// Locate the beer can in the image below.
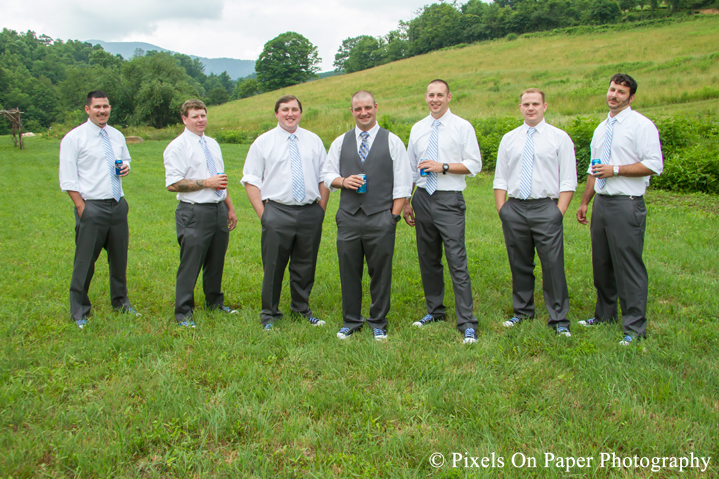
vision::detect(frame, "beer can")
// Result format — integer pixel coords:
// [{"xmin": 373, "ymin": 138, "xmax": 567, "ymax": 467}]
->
[
  {"xmin": 591, "ymin": 159, "xmax": 601, "ymax": 176},
  {"xmin": 420, "ymin": 159, "xmax": 429, "ymax": 177},
  {"xmin": 216, "ymin": 171, "xmax": 225, "ymax": 193},
  {"xmin": 114, "ymin": 159, "xmax": 123, "ymax": 175},
  {"xmin": 357, "ymin": 174, "xmax": 367, "ymax": 194}
]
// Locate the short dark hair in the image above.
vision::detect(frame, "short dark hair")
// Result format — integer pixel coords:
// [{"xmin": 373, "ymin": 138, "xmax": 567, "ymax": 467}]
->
[
  {"xmin": 351, "ymin": 90, "xmax": 376, "ymax": 106},
  {"xmin": 520, "ymin": 88, "xmax": 545, "ymax": 103},
  {"xmin": 428, "ymin": 79, "xmax": 450, "ymax": 95},
  {"xmin": 181, "ymin": 99, "xmax": 207, "ymax": 117},
  {"xmin": 610, "ymin": 73, "xmax": 638, "ymax": 96},
  {"xmin": 274, "ymin": 95, "xmax": 302, "ymax": 113},
  {"xmin": 86, "ymin": 90, "xmax": 109, "ymax": 106}
]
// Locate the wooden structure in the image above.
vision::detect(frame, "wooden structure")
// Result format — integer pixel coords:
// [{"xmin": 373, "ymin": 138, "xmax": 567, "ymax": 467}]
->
[{"xmin": 0, "ymin": 109, "xmax": 25, "ymax": 150}]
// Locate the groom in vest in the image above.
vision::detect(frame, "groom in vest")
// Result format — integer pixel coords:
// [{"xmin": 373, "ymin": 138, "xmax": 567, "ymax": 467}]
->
[{"xmin": 322, "ymin": 91, "xmax": 413, "ymax": 341}]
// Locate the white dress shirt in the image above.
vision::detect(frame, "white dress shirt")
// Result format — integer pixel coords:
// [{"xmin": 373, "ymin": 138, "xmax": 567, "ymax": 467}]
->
[
  {"xmin": 164, "ymin": 128, "xmax": 227, "ymax": 203},
  {"xmin": 322, "ymin": 123, "xmax": 413, "ymax": 199},
  {"xmin": 589, "ymin": 107, "xmax": 663, "ymax": 196},
  {"xmin": 241, "ymin": 124, "xmax": 326, "ymax": 205},
  {"xmin": 494, "ymin": 120, "xmax": 577, "ymax": 199},
  {"xmin": 407, "ymin": 109, "xmax": 482, "ymax": 191},
  {"xmin": 59, "ymin": 120, "xmax": 131, "ymax": 200}
]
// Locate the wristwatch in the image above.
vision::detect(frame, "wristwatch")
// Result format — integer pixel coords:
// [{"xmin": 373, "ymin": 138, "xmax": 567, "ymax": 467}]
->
[
  {"xmin": 613, "ymin": 166, "xmax": 620, "ymax": 177},
  {"xmin": 392, "ymin": 214, "xmax": 401, "ymax": 223},
  {"xmin": 442, "ymin": 163, "xmax": 449, "ymax": 175}
]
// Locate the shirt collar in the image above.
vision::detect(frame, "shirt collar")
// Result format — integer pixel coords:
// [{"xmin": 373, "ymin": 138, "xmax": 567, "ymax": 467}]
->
[
  {"xmin": 85, "ymin": 119, "xmax": 106, "ymax": 136},
  {"xmin": 277, "ymin": 124, "xmax": 301, "ymax": 140},
  {"xmin": 609, "ymin": 106, "xmax": 632, "ymax": 124},
  {"xmin": 183, "ymin": 128, "xmax": 205, "ymax": 142},
  {"xmin": 355, "ymin": 122, "xmax": 380, "ymax": 140},
  {"xmin": 428, "ymin": 108, "xmax": 453, "ymax": 125},
  {"xmin": 523, "ymin": 119, "xmax": 547, "ymax": 134}
]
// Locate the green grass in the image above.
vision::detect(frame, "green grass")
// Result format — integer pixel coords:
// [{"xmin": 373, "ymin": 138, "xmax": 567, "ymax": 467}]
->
[
  {"xmin": 1, "ymin": 136, "xmax": 718, "ymax": 477},
  {"xmin": 198, "ymin": 16, "xmax": 719, "ymax": 145}
]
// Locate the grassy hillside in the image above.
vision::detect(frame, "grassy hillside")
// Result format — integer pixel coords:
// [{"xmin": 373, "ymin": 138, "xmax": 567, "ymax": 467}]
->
[{"xmin": 208, "ymin": 16, "xmax": 719, "ymax": 143}]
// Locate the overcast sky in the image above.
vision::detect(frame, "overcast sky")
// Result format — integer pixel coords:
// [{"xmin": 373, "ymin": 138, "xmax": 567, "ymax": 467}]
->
[{"xmin": 4, "ymin": 0, "xmax": 434, "ymax": 72}]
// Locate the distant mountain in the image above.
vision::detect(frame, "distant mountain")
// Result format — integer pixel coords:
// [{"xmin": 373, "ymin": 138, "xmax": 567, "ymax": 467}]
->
[{"xmin": 86, "ymin": 40, "xmax": 255, "ymax": 80}]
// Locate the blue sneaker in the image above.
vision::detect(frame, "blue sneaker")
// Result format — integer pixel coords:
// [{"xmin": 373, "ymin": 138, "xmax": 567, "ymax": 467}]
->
[
  {"xmin": 412, "ymin": 314, "xmax": 443, "ymax": 327},
  {"xmin": 306, "ymin": 316, "xmax": 325, "ymax": 326},
  {"xmin": 463, "ymin": 328, "xmax": 477, "ymax": 344},
  {"xmin": 578, "ymin": 318, "xmax": 598, "ymax": 327},
  {"xmin": 122, "ymin": 307, "xmax": 142, "ymax": 317},
  {"xmin": 218, "ymin": 306, "xmax": 238, "ymax": 314},
  {"xmin": 619, "ymin": 334, "xmax": 635, "ymax": 346},
  {"xmin": 373, "ymin": 328, "xmax": 387, "ymax": 341},
  {"xmin": 502, "ymin": 317, "xmax": 523, "ymax": 328},
  {"xmin": 178, "ymin": 320, "xmax": 196, "ymax": 328},
  {"xmin": 337, "ymin": 327, "xmax": 354, "ymax": 339},
  {"xmin": 556, "ymin": 326, "xmax": 572, "ymax": 338},
  {"xmin": 264, "ymin": 323, "xmax": 273, "ymax": 331},
  {"xmin": 75, "ymin": 318, "xmax": 88, "ymax": 329}
]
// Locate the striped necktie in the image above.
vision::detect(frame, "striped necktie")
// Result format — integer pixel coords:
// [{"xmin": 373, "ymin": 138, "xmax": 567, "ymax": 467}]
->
[
  {"xmin": 519, "ymin": 127, "xmax": 537, "ymax": 200},
  {"xmin": 289, "ymin": 133, "xmax": 305, "ymax": 202},
  {"xmin": 597, "ymin": 118, "xmax": 617, "ymax": 190},
  {"xmin": 200, "ymin": 136, "xmax": 222, "ymax": 197},
  {"xmin": 426, "ymin": 119, "xmax": 440, "ymax": 195},
  {"xmin": 99, "ymin": 128, "xmax": 121, "ymax": 202},
  {"xmin": 358, "ymin": 131, "xmax": 369, "ymax": 162}
]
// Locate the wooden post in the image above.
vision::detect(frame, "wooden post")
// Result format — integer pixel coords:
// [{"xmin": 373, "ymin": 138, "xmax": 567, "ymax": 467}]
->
[{"xmin": 0, "ymin": 109, "xmax": 25, "ymax": 150}]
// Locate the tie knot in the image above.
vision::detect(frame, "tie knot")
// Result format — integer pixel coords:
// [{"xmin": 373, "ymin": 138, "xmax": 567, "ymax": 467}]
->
[
  {"xmin": 100, "ymin": 128, "xmax": 107, "ymax": 137},
  {"xmin": 609, "ymin": 118, "xmax": 617, "ymax": 125},
  {"xmin": 432, "ymin": 120, "xmax": 441, "ymax": 128},
  {"xmin": 360, "ymin": 131, "xmax": 369, "ymax": 139},
  {"xmin": 199, "ymin": 136, "xmax": 206, "ymax": 146},
  {"xmin": 289, "ymin": 133, "xmax": 296, "ymax": 142},
  {"xmin": 528, "ymin": 127, "xmax": 536, "ymax": 135}
]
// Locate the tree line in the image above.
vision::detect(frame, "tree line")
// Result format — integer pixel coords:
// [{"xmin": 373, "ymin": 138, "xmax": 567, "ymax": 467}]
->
[
  {"xmin": 0, "ymin": 28, "xmax": 241, "ymax": 133},
  {"xmin": 332, "ymin": 0, "xmax": 716, "ymax": 74}
]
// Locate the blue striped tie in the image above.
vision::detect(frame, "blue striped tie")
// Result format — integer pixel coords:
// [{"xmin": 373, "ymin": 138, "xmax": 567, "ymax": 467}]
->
[
  {"xmin": 358, "ymin": 131, "xmax": 369, "ymax": 162},
  {"xmin": 519, "ymin": 127, "xmax": 536, "ymax": 200},
  {"xmin": 426, "ymin": 119, "xmax": 440, "ymax": 195},
  {"xmin": 200, "ymin": 137, "xmax": 222, "ymax": 197},
  {"xmin": 289, "ymin": 133, "xmax": 305, "ymax": 202},
  {"xmin": 99, "ymin": 129, "xmax": 121, "ymax": 202},
  {"xmin": 597, "ymin": 118, "xmax": 617, "ymax": 190}
]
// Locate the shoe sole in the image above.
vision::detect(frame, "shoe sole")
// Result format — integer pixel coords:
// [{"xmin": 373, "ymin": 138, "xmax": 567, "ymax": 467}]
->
[
  {"xmin": 502, "ymin": 321, "xmax": 519, "ymax": 328},
  {"xmin": 374, "ymin": 335, "xmax": 387, "ymax": 341},
  {"xmin": 463, "ymin": 338, "xmax": 477, "ymax": 344},
  {"xmin": 309, "ymin": 321, "xmax": 326, "ymax": 327}
]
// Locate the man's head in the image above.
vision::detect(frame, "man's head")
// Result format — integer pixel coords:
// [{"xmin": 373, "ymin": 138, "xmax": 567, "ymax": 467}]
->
[
  {"xmin": 350, "ymin": 90, "xmax": 378, "ymax": 131},
  {"xmin": 85, "ymin": 91, "xmax": 111, "ymax": 128},
  {"xmin": 275, "ymin": 95, "xmax": 302, "ymax": 133},
  {"xmin": 181, "ymin": 99, "xmax": 208, "ymax": 136},
  {"xmin": 425, "ymin": 79, "xmax": 452, "ymax": 119},
  {"xmin": 519, "ymin": 88, "xmax": 547, "ymax": 127},
  {"xmin": 606, "ymin": 73, "xmax": 636, "ymax": 116}
]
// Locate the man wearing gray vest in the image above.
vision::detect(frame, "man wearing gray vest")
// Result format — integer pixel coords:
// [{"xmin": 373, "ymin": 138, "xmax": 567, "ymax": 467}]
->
[
  {"xmin": 404, "ymin": 79, "xmax": 482, "ymax": 344},
  {"xmin": 576, "ymin": 74, "xmax": 663, "ymax": 345},
  {"xmin": 322, "ymin": 91, "xmax": 413, "ymax": 341}
]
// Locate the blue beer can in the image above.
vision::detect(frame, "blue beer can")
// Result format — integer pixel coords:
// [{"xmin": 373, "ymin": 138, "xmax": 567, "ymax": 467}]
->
[
  {"xmin": 591, "ymin": 159, "xmax": 601, "ymax": 176},
  {"xmin": 114, "ymin": 159, "xmax": 123, "ymax": 175},
  {"xmin": 357, "ymin": 174, "xmax": 367, "ymax": 194},
  {"xmin": 420, "ymin": 159, "xmax": 429, "ymax": 177}
]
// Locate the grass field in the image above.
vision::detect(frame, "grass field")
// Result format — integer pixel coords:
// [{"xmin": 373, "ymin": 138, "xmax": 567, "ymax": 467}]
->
[
  {"xmin": 201, "ymin": 16, "xmax": 719, "ymax": 145},
  {"xmin": 1, "ymin": 135, "xmax": 718, "ymax": 477}
]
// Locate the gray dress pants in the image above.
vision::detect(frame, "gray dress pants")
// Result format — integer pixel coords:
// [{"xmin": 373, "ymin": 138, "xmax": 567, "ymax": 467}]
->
[
  {"xmin": 260, "ymin": 201, "xmax": 324, "ymax": 326},
  {"xmin": 412, "ymin": 188, "xmax": 477, "ymax": 332},
  {"xmin": 499, "ymin": 198, "xmax": 569, "ymax": 328},
  {"xmin": 70, "ymin": 198, "xmax": 132, "ymax": 321},
  {"xmin": 336, "ymin": 208, "xmax": 397, "ymax": 331},
  {"xmin": 174, "ymin": 201, "xmax": 229, "ymax": 321},
  {"xmin": 591, "ymin": 194, "xmax": 648, "ymax": 338}
]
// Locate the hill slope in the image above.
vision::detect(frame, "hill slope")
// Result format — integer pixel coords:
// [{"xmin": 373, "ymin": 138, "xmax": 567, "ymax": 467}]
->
[{"xmin": 209, "ymin": 17, "xmax": 719, "ymax": 142}]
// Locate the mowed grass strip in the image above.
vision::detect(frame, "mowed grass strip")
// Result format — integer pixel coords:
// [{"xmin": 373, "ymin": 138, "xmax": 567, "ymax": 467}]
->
[{"xmin": 0, "ymin": 136, "xmax": 717, "ymax": 477}]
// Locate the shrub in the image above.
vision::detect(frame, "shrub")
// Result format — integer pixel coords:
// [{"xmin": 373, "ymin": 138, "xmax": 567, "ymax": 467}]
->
[
  {"xmin": 652, "ymin": 142, "xmax": 719, "ymax": 194},
  {"xmin": 471, "ymin": 117, "xmax": 522, "ymax": 171},
  {"xmin": 563, "ymin": 116, "xmax": 601, "ymax": 180}
]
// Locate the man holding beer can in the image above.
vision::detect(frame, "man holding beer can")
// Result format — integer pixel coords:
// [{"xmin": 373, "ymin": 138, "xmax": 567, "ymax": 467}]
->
[
  {"xmin": 404, "ymin": 79, "xmax": 482, "ymax": 344},
  {"xmin": 493, "ymin": 88, "xmax": 577, "ymax": 337},
  {"xmin": 164, "ymin": 99, "xmax": 238, "ymax": 328},
  {"xmin": 322, "ymin": 90, "xmax": 412, "ymax": 341},
  {"xmin": 59, "ymin": 90, "xmax": 140, "ymax": 329}
]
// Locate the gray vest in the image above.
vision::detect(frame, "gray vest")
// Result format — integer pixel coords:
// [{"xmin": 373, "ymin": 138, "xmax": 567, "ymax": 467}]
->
[{"xmin": 339, "ymin": 127, "xmax": 394, "ymax": 216}]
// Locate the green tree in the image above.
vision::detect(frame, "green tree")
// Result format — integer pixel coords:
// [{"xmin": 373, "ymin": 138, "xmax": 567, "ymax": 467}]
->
[
  {"xmin": 409, "ymin": 2, "xmax": 464, "ymax": 55},
  {"xmin": 333, "ymin": 35, "xmax": 373, "ymax": 72},
  {"xmin": 587, "ymin": 0, "xmax": 622, "ymax": 23},
  {"xmin": 345, "ymin": 36, "xmax": 381, "ymax": 73},
  {"xmin": 232, "ymin": 78, "xmax": 261, "ymax": 99},
  {"xmin": 207, "ymin": 86, "xmax": 230, "ymax": 105},
  {"xmin": 256, "ymin": 32, "xmax": 320, "ymax": 92}
]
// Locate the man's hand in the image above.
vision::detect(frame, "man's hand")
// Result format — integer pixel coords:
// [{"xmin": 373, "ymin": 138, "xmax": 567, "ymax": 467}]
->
[
  {"xmin": 591, "ymin": 164, "xmax": 613, "ymax": 179},
  {"xmin": 77, "ymin": 202, "xmax": 85, "ymax": 218},
  {"xmin": 227, "ymin": 208, "xmax": 238, "ymax": 231},
  {"xmin": 205, "ymin": 174, "xmax": 228, "ymax": 190},
  {"xmin": 576, "ymin": 204, "xmax": 589, "ymax": 225},
  {"xmin": 119, "ymin": 163, "xmax": 130, "ymax": 177},
  {"xmin": 417, "ymin": 159, "xmax": 443, "ymax": 173},
  {"xmin": 343, "ymin": 175, "xmax": 365, "ymax": 190},
  {"xmin": 403, "ymin": 201, "xmax": 415, "ymax": 227}
]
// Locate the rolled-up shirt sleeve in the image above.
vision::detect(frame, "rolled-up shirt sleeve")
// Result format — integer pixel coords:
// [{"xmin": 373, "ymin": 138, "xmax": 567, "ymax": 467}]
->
[
  {"xmin": 322, "ymin": 136, "xmax": 344, "ymax": 192},
  {"xmin": 492, "ymin": 136, "xmax": 509, "ymax": 191},
  {"xmin": 406, "ymin": 132, "xmax": 420, "ymax": 184},
  {"xmin": 638, "ymin": 122, "xmax": 663, "ymax": 176},
  {"xmin": 460, "ymin": 122, "xmax": 482, "ymax": 176},
  {"xmin": 163, "ymin": 142, "xmax": 188, "ymax": 187},
  {"xmin": 389, "ymin": 134, "xmax": 413, "ymax": 199},
  {"xmin": 240, "ymin": 139, "xmax": 265, "ymax": 189},
  {"xmin": 558, "ymin": 133, "xmax": 578, "ymax": 192},
  {"xmin": 59, "ymin": 135, "xmax": 80, "ymax": 192}
]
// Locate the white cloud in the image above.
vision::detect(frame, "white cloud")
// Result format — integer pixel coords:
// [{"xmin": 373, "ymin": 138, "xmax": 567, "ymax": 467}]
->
[{"xmin": 3, "ymin": 0, "xmax": 433, "ymax": 71}]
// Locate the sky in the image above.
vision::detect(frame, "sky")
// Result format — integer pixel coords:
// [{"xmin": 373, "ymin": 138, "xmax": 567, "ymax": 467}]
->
[{"xmin": 4, "ymin": 0, "xmax": 435, "ymax": 72}]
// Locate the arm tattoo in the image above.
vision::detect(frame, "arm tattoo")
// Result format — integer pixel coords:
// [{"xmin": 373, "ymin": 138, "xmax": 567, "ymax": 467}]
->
[{"xmin": 168, "ymin": 179, "xmax": 205, "ymax": 192}]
